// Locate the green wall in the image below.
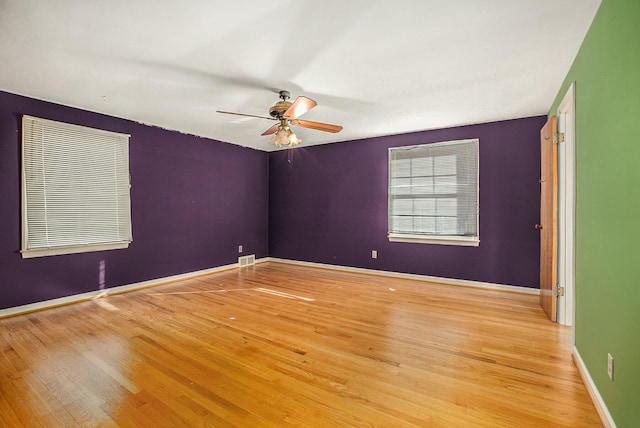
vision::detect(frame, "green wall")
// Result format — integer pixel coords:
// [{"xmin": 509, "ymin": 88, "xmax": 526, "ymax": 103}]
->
[{"xmin": 549, "ymin": 0, "xmax": 640, "ymax": 426}]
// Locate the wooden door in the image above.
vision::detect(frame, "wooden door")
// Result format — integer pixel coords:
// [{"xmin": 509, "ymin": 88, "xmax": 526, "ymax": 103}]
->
[{"xmin": 539, "ymin": 116, "xmax": 558, "ymax": 321}]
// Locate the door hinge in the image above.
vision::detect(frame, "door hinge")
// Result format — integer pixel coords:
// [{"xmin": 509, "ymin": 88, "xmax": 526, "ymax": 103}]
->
[
  {"xmin": 553, "ymin": 285, "xmax": 565, "ymax": 297},
  {"xmin": 553, "ymin": 132, "xmax": 565, "ymax": 144}
]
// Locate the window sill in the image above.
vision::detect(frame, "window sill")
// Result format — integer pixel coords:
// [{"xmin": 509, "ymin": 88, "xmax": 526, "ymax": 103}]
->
[
  {"xmin": 21, "ymin": 241, "xmax": 131, "ymax": 259},
  {"xmin": 388, "ymin": 234, "xmax": 479, "ymax": 247}
]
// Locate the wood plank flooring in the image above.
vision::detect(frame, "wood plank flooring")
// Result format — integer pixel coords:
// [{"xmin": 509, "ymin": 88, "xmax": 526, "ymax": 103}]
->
[{"xmin": 0, "ymin": 262, "xmax": 601, "ymax": 427}]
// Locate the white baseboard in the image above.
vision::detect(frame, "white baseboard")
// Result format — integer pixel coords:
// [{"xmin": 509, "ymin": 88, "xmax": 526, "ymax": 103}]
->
[
  {"xmin": 572, "ymin": 347, "xmax": 616, "ymax": 428},
  {"xmin": 0, "ymin": 256, "xmax": 533, "ymax": 318},
  {"xmin": 0, "ymin": 259, "xmax": 269, "ymax": 319},
  {"xmin": 267, "ymin": 257, "xmax": 540, "ymax": 295}
]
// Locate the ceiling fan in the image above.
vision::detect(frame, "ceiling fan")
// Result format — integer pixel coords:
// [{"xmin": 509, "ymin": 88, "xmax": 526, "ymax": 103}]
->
[{"xmin": 217, "ymin": 90, "xmax": 343, "ymax": 147}]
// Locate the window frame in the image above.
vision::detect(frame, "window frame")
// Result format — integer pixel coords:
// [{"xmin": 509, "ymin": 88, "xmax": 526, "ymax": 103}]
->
[
  {"xmin": 388, "ymin": 138, "xmax": 479, "ymax": 246},
  {"xmin": 21, "ymin": 115, "xmax": 132, "ymax": 258}
]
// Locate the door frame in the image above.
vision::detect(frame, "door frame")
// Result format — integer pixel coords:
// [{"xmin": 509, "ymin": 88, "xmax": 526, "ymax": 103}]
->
[{"xmin": 556, "ymin": 82, "xmax": 576, "ymax": 328}]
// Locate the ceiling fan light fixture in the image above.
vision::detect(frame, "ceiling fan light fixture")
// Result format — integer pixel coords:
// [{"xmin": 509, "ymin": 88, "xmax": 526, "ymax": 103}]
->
[
  {"xmin": 286, "ymin": 128, "xmax": 301, "ymax": 146},
  {"xmin": 270, "ymin": 124, "xmax": 301, "ymax": 147}
]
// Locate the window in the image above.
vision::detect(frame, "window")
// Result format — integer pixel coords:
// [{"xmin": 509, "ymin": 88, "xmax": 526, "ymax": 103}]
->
[
  {"xmin": 388, "ymin": 138, "xmax": 479, "ymax": 246},
  {"xmin": 21, "ymin": 115, "xmax": 132, "ymax": 258}
]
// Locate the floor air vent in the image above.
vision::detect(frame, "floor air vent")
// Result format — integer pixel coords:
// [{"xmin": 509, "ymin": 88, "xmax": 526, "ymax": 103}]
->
[{"xmin": 238, "ymin": 254, "xmax": 255, "ymax": 267}]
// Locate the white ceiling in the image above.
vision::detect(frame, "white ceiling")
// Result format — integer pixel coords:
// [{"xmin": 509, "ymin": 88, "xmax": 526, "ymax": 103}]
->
[{"xmin": 0, "ymin": 0, "xmax": 601, "ymax": 152}]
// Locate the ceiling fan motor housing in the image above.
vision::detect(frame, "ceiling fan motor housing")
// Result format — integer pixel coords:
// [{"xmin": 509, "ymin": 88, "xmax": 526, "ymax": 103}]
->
[{"xmin": 269, "ymin": 100, "xmax": 292, "ymax": 118}]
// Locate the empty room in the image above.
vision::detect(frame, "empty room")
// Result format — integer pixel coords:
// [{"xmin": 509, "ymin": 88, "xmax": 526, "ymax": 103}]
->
[{"xmin": 0, "ymin": 0, "xmax": 637, "ymax": 427}]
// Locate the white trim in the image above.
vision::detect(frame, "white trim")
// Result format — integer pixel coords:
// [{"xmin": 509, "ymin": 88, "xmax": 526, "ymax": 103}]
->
[
  {"xmin": 556, "ymin": 82, "xmax": 576, "ymax": 327},
  {"xmin": 21, "ymin": 241, "xmax": 130, "ymax": 258},
  {"xmin": 22, "ymin": 115, "xmax": 131, "ymax": 138},
  {"xmin": 267, "ymin": 258, "xmax": 539, "ymax": 295},
  {"xmin": 0, "ymin": 256, "xmax": 535, "ymax": 319},
  {"xmin": 0, "ymin": 259, "xmax": 268, "ymax": 319},
  {"xmin": 573, "ymin": 347, "xmax": 617, "ymax": 428},
  {"xmin": 390, "ymin": 138, "xmax": 479, "ymax": 151},
  {"xmin": 389, "ymin": 234, "xmax": 479, "ymax": 246}
]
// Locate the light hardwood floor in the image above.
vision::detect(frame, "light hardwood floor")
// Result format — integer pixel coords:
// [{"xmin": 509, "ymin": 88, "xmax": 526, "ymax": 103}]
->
[{"xmin": 0, "ymin": 262, "xmax": 601, "ymax": 427}]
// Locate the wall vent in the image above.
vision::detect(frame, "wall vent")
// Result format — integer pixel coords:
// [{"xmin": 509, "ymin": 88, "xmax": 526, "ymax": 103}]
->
[{"xmin": 238, "ymin": 254, "xmax": 255, "ymax": 267}]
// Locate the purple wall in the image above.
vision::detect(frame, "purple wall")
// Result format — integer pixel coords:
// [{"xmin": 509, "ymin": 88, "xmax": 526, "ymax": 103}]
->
[
  {"xmin": 0, "ymin": 91, "xmax": 269, "ymax": 310},
  {"xmin": 269, "ymin": 116, "xmax": 545, "ymax": 288},
  {"xmin": 0, "ymin": 88, "xmax": 544, "ymax": 311}
]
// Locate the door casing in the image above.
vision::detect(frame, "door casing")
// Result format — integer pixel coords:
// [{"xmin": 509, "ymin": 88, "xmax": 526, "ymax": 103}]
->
[{"xmin": 556, "ymin": 82, "xmax": 576, "ymax": 328}]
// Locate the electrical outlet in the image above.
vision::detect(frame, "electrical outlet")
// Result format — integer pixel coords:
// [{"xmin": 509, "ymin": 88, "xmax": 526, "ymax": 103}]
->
[
  {"xmin": 238, "ymin": 245, "xmax": 243, "ymax": 253},
  {"xmin": 607, "ymin": 353, "xmax": 614, "ymax": 380},
  {"xmin": 371, "ymin": 250, "xmax": 377, "ymax": 259}
]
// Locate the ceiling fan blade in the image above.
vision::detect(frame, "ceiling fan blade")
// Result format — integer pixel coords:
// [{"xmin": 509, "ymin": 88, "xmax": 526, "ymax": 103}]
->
[
  {"xmin": 283, "ymin": 96, "xmax": 317, "ymax": 120},
  {"xmin": 290, "ymin": 119, "xmax": 343, "ymax": 133},
  {"xmin": 216, "ymin": 110, "xmax": 274, "ymax": 121},
  {"xmin": 261, "ymin": 123, "xmax": 280, "ymax": 136}
]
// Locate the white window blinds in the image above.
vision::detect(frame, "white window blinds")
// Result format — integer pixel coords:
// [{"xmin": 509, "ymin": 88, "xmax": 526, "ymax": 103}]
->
[
  {"xmin": 21, "ymin": 115, "xmax": 132, "ymax": 258},
  {"xmin": 388, "ymin": 139, "xmax": 479, "ymax": 246}
]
